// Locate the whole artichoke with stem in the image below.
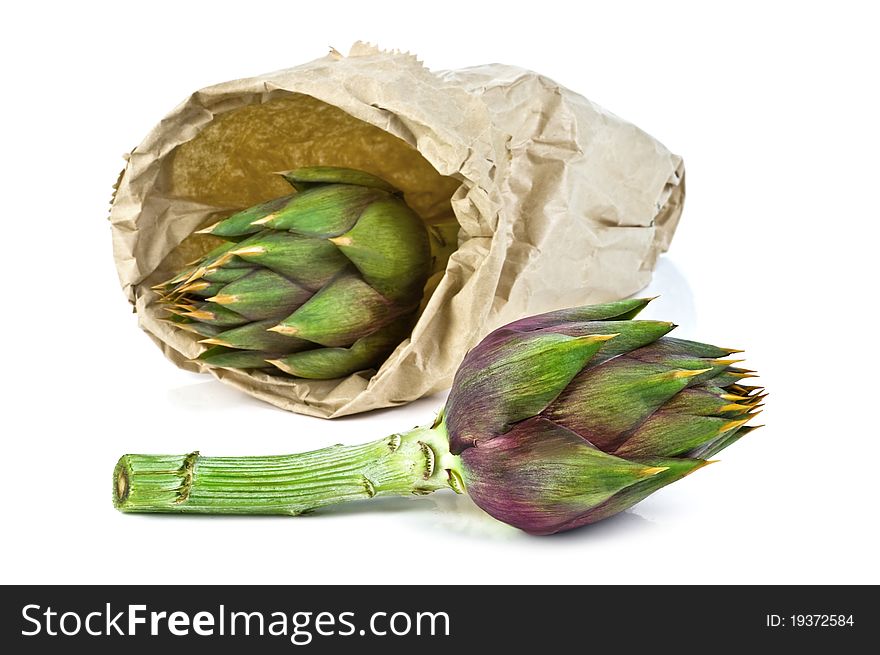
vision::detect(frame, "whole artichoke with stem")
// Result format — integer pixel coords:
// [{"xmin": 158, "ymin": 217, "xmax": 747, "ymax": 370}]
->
[
  {"xmin": 156, "ymin": 166, "xmax": 431, "ymax": 379},
  {"xmin": 114, "ymin": 298, "xmax": 764, "ymax": 535}
]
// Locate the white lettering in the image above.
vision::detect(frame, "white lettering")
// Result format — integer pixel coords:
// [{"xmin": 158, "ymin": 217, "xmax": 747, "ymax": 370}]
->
[
  {"xmin": 85, "ymin": 611, "xmax": 102, "ymax": 636},
  {"xmin": 193, "ymin": 611, "xmax": 214, "ymax": 636},
  {"xmin": 389, "ymin": 612, "xmax": 411, "ymax": 636},
  {"xmin": 268, "ymin": 612, "xmax": 288, "ymax": 636},
  {"xmin": 106, "ymin": 603, "xmax": 124, "ymax": 635},
  {"xmin": 230, "ymin": 611, "xmax": 263, "ymax": 636},
  {"xmin": 337, "ymin": 612, "xmax": 356, "ymax": 636},
  {"xmin": 128, "ymin": 604, "xmax": 147, "ymax": 635},
  {"xmin": 44, "ymin": 607, "xmax": 57, "ymax": 636},
  {"xmin": 370, "ymin": 611, "xmax": 387, "ymax": 636},
  {"xmin": 21, "ymin": 604, "xmax": 41, "ymax": 636},
  {"xmin": 167, "ymin": 611, "xmax": 190, "ymax": 636},
  {"xmin": 291, "ymin": 612, "xmax": 313, "ymax": 646},
  {"xmin": 59, "ymin": 612, "xmax": 81, "ymax": 636}
]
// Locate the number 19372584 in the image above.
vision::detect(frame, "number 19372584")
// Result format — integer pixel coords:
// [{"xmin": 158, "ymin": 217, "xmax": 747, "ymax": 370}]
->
[{"xmin": 766, "ymin": 614, "xmax": 854, "ymax": 628}]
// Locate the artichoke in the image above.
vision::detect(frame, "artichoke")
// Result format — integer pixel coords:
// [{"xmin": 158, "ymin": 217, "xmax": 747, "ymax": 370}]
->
[
  {"xmin": 156, "ymin": 166, "xmax": 431, "ymax": 379},
  {"xmin": 114, "ymin": 298, "xmax": 764, "ymax": 535}
]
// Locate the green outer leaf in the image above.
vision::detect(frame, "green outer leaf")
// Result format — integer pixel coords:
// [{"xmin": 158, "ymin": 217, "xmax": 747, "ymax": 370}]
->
[
  {"xmin": 209, "ymin": 320, "xmax": 313, "ymax": 353},
  {"xmin": 663, "ymin": 387, "xmax": 751, "ymax": 417},
  {"xmin": 211, "ymin": 270, "xmax": 311, "ymax": 321},
  {"xmin": 333, "ymin": 197, "xmax": 430, "ymax": 300},
  {"xmin": 268, "ymin": 320, "xmax": 412, "ymax": 379},
  {"xmin": 202, "ymin": 267, "xmax": 255, "ymax": 284},
  {"xmin": 197, "ymin": 346, "xmax": 280, "ymax": 369},
  {"xmin": 280, "ymin": 167, "xmax": 399, "ymax": 194},
  {"xmin": 626, "ymin": 337, "xmax": 738, "ymax": 363},
  {"xmin": 502, "ymin": 298, "xmax": 656, "ymax": 333},
  {"xmin": 166, "ymin": 315, "xmax": 223, "ymax": 338},
  {"xmin": 614, "ymin": 412, "xmax": 746, "ymax": 458},
  {"xmin": 460, "ymin": 417, "xmax": 666, "ymax": 535},
  {"xmin": 689, "ymin": 425, "xmax": 757, "ymax": 459},
  {"xmin": 445, "ymin": 332, "xmax": 612, "ymax": 454},
  {"xmin": 187, "ymin": 303, "xmax": 249, "ymax": 327},
  {"xmin": 186, "ymin": 281, "xmax": 225, "ymax": 298},
  {"xmin": 260, "ymin": 185, "xmax": 386, "ymax": 236},
  {"xmin": 232, "ymin": 232, "xmax": 349, "ymax": 291},
  {"xmin": 545, "ymin": 358, "xmax": 700, "ymax": 451},
  {"xmin": 273, "ymin": 273, "xmax": 411, "ymax": 347},
  {"xmin": 207, "ymin": 195, "xmax": 295, "ymax": 238},
  {"xmin": 555, "ymin": 456, "xmax": 710, "ymax": 530},
  {"xmin": 564, "ymin": 321, "xmax": 676, "ymax": 364}
]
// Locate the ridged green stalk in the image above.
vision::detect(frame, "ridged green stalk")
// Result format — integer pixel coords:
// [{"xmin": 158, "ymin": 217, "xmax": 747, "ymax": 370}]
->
[{"xmin": 113, "ymin": 422, "xmax": 463, "ymax": 515}]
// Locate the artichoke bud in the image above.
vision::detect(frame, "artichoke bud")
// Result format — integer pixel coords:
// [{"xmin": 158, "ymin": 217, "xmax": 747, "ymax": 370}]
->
[
  {"xmin": 157, "ymin": 167, "xmax": 434, "ymax": 379},
  {"xmin": 445, "ymin": 297, "xmax": 763, "ymax": 534}
]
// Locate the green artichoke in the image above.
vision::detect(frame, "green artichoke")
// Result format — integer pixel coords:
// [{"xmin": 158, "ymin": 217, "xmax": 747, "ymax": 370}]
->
[
  {"xmin": 114, "ymin": 298, "xmax": 763, "ymax": 535},
  {"xmin": 156, "ymin": 167, "xmax": 431, "ymax": 379}
]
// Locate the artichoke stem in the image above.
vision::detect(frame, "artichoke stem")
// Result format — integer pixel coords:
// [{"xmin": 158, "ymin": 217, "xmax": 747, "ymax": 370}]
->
[{"xmin": 113, "ymin": 422, "xmax": 462, "ymax": 515}]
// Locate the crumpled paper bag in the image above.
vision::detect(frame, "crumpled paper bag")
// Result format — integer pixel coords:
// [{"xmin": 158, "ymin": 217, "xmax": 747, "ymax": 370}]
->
[{"xmin": 109, "ymin": 43, "xmax": 685, "ymax": 418}]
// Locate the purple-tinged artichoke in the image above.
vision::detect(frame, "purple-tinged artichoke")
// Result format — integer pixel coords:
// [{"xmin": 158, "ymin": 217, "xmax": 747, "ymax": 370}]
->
[{"xmin": 114, "ymin": 298, "xmax": 763, "ymax": 535}]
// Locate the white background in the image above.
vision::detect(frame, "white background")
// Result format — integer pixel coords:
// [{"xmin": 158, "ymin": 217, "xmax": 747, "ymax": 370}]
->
[{"xmin": 1, "ymin": 1, "xmax": 878, "ymax": 585}]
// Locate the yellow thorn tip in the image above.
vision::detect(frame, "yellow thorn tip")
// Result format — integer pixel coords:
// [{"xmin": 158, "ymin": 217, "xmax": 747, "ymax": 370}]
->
[
  {"xmin": 230, "ymin": 246, "xmax": 266, "ymax": 257},
  {"xmin": 328, "ymin": 235, "xmax": 353, "ymax": 247},
  {"xmin": 587, "ymin": 333, "xmax": 620, "ymax": 342},
  {"xmin": 674, "ymin": 367, "xmax": 712, "ymax": 379},
  {"xmin": 207, "ymin": 294, "xmax": 237, "ymax": 305},
  {"xmin": 199, "ymin": 338, "xmax": 231, "ymax": 347},
  {"xmin": 267, "ymin": 325, "xmax": 299, "ymax": 336}
]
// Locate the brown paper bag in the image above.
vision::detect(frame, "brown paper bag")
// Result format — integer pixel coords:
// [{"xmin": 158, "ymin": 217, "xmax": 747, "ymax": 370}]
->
[{"xmin": 109, "ymin": 43, "xmax": 685, "ymax": 418}]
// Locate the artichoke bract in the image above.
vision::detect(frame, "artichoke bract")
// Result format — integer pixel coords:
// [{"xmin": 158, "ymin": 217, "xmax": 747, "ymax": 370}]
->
[
  {"xmin": 156, "ymin": 166, "xmax": 431, "ymax": 380},
  {"xmin": 114, "ymin": 298, "xmax": 764, "ymax": 535}
]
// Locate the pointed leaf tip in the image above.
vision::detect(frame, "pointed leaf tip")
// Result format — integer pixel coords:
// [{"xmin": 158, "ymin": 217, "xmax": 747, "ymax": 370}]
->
[
  {"xmin": 583, "ymin": 333, "xmax": 619, "ymax": 343},
  {"xmin": 265, "ymin": 359, "xmax": 290, "ymax": 373},
  {"xmin": 673, "ymin": 367, "xmax": 712, "ymax": 379},
  {"xmin": 719, "ymin": 416, "xmax": 753, "ymax": 433},
  {"xmin": 684, "ymin": 459, "xmax": 718, "ymax": 477},
  {"xmin": 198, "ymin": 338, "xmax": 231, "ymax": 347},
  {"xmin": 267, "ymin": 325, "xmax": 299, "ymax": 337},
  {"xmin": 230, "ymin": 246, "xmax": 266, "ymax": 257},
  {"xmin": 328, "ymin": 235, "xmax": 353, "ymax": 246},
  {"xmin": 206, "ymin": 294, "xmax": 237, "ymax": 305}
]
